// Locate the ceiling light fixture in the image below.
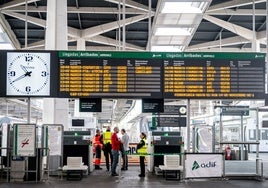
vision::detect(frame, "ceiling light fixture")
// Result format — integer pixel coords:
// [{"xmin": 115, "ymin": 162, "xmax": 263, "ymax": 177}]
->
[
  {"xmin": 155, "ymin": 27, "xmax": 192, "ymax": 36},
  {"xmin": 161, "ymin": 1, "xmax": 207, "ymax": 14}
]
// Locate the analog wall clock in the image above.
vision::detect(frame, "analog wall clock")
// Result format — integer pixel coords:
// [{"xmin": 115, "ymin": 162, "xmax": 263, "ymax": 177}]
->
[
  {"xmin": 6, "ymin": 52, "xmax": 51, "ymax": 96},
  {"xmin": 179, "ymin": 106, "xmax": 187, "ymax": 115}
]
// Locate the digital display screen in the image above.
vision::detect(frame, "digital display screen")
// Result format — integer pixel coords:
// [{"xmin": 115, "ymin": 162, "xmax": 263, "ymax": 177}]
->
[
  {"xmin": 58, "ymin": 52, "xmax": 163, "ymax": 98},
  {"xmin": 72, "ymin": 119, "xmax": 85, "ymax": 127},
  {"xmin": 79, "ymin": 98, "xmax": 102, "ymax": 112},
  {"xmin": 163, "ymin": 53, "xmax": 265, "ymax": 99},
  {"xmin": 163, "ymin": 60, "xmax": 265, "ymax": 98},
  {"xmin": 142, "ymin": 98, "xmax": 164, "ymax": 113}
]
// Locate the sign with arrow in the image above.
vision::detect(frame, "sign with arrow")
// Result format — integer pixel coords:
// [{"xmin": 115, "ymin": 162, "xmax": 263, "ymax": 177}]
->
[{"xmin": 215, "ymin": 106, "xmax": 249, "ymax": 116}]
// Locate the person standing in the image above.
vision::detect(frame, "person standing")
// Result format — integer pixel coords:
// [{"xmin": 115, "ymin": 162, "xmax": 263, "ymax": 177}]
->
[
  {"xmin": 121, "ymin": 129, "xmax": 129, "ymax": 170},
  {"xmin": 101, "ymin": 126, "xmax": 113, "ymax": 171},
  {"xmin": 136, "ymin": 132, "xmax": 147, "ymax": 177},
  {"xmin": 111, "ymin": 127, "xmax": 121, "ymax": 176},
  {"xmin": 93, "ymin": 129, "xmax": 102, "ymax": 170}
]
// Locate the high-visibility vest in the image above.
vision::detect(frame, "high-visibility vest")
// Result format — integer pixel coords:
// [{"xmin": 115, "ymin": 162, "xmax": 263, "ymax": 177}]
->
[
  {"xmin": 137, "ymin": 138, "xmax": 147, "ymax": 156},
  {"xmin": 93, "ymin": 135, "xmax": 102, "ymax": 148},
  {"xmin": 103, "ymin": 131, "xmax": 112, "ymax": 144}
]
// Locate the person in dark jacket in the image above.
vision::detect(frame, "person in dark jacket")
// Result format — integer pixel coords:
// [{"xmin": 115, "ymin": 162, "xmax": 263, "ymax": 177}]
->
[
  {"xmin": 136, "ymin": 132, "xmax": 147, "ymax": 177},
  {"xmin": 101, "ymin": 126, "xmax": 113, "ymax": 171}
]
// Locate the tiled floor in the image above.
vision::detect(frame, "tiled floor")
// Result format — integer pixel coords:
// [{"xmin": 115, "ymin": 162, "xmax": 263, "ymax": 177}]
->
[{"xmin": 0, "ymin": 165, "xmax": 268, "ymax": 188}]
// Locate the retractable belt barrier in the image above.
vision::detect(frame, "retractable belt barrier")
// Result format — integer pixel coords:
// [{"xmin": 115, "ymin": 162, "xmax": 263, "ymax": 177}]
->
[{"xmin": 122, "ymin": 152, "xmax": 184, "ymax": 156}]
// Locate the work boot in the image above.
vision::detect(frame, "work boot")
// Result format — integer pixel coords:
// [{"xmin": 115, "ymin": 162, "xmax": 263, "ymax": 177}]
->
[{"xmin": 95, "ymin": 165, "xmax": 102, "ymax": 170}]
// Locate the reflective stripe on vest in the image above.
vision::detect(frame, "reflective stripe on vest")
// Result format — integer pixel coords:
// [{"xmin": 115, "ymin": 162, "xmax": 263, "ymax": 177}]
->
[
  {"xmin": 137, "ymin": 138, "xmax": 147, "ymax": 156},
  {"xmin": 94, "ymin": 135, "xmax": 102, "ymax": 147},
  {"xmin": 103, "ymin": 131, "xmax": 112, "ymax": 144}
]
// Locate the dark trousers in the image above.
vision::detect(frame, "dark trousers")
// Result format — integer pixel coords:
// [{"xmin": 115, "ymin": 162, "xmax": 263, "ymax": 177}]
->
[
  {"xmin": 103, "ymin": 144, "xmax": 113, "ymax": 170},
  {"xmin": 122, "ymin": 150, "xmax": 128, "ymax": 169},
  {"xmin": 95, "ymin": 145, "xmax": 101, "ymax": 168},
  {"xmin": 139, "ymin": 156, "xmax": 145, "ymax": 175},
  {"xmin": 95, "ymin": 146, "xmax": 101, "ymax": 159}
]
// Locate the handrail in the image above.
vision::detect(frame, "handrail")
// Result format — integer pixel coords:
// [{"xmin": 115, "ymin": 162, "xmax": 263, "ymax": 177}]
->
[{"xmin": 219, "ymin": 141, "xmax": 260, "ymax": 145}]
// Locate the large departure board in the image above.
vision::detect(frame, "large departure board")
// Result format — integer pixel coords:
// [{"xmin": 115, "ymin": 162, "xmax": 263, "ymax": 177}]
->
[
  {"xmin": 0, "ymin": 51, "xmax": 265, "ymax": 99},
  {"xmin": 163, "ymin": 53, "xmax": 266, "ymax": 99},
  {"xmin": 58, "ymin": 52, "xmax": 162, "ymax": 98}
]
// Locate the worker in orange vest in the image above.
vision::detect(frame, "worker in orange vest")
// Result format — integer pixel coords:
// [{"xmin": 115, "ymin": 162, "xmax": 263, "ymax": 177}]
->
[{"xmin": 93, "ymin": 129, "xmax": 103, "ymax": 170}]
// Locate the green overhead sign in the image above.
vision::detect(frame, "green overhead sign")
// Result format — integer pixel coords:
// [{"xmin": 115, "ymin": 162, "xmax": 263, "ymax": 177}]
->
[{"xmin": 58, "ymin": 51, "xmax": 265, "ymax": 59}]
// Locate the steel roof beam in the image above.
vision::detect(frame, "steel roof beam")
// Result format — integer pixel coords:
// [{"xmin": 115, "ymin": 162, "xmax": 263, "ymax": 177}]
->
[
  {"xmin": 2, "ymin": 11, "xmax": 46, "ymax": 27},
  {"xmin": 104, "ymin": 0, "xmax": 150, "ymax": 12},
  {"xmin": 2, "ymin": 10, "xmax": 81, "ymax": 39},
  {"xmin": 207, "ymin": 9, "xmax": 266, "ymax": 16},
  {"xmin": 4, "ymin": 5, "xmax": 47, "ymax": 12},
  {"xmin": 0, "ymin": 0, "xmax": 40, "ymax": 10},
  {"xmin": 187, "ymin": 36, "xmax": 249, "ymax": 50},
  {"xmin": 86, "ymin": 35, "xmax": 145, "ymax": 51},
  {"xmin": 187, "ymin": 48, "xmax": 266, "ymax": 52},
  {"xmin": 207, "ymin": 0, "xmax": 266, "ymax": 12},
  {"xmin": 188, "ymin": 30, "xmax": 266, "ymax": 51},
  {"xmin": 21, "ymin": 39, "xmax": 45, "ymax": 49},
  {"xmin": 4, "ymin": 6, "xmax": 148, "ymax": 14},
  {"xmin": 203, "ymin": 14, "xmax": 255, "ymax": 41},
  {"xmin": 81, "ymin": 14, "xmax": 150, "ymax": 38},
  {"xmin": 68, "ymin": 7, "xmax": 149, "ymax": 14},
  {"xmin": 2, "ymin": 10, "xmax": 146, "ymax": 50},
  {"xmin": 21, "ymin": 36, "xmax": 77, "ymax": 49},
  {"xmin": 0, "ymin": 13, "xmax": 20, "ymax": 49},
  {"xmin": 22, "ymin": 35, "xmax": 144, "ymax": 51}
]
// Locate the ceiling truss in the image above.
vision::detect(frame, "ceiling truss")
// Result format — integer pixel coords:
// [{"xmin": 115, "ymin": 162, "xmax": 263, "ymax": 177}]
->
[{"xmin": 0, "ymin": 0, "xmax": 265, "ymax": 51}]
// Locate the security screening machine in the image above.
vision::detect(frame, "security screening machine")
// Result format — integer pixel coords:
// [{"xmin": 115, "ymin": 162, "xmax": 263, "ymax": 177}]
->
[
  {"xmin": 63, "ymin": 130, "xmax": 93, "ymax": 175},
  {"xmin": 147, "ymin": 131, "xmax": 183, "ymax": 174}
]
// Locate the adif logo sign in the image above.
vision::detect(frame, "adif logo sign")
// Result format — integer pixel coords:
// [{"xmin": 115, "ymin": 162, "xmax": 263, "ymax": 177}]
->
[
  {"xmin": 192, "ymin": 160, "xmax": 216, "ymax": 171},
  {"xmin": 186, "ymin": 154, "xmax": 222, "ymax": 178}
]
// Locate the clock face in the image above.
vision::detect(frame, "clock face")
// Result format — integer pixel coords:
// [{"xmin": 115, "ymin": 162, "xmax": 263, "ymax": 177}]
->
[
  {"xmin": 6, "ymin": 52, "xmax": 51, "ymax": 96},
  {"xmin": 179, "ymin": 106, "xmax": 187, "ymax": 115}
]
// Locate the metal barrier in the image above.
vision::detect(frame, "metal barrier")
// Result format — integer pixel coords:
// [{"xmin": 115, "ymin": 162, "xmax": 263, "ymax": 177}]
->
[{"xmin": 0, "ymin": 147, "xmax": 50, "ymax": 182}]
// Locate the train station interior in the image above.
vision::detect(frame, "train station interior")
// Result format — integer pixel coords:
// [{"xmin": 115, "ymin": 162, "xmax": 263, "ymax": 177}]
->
[{"xmin": 0, "ymin": 0, "xmax": 268, "ymax": 187}]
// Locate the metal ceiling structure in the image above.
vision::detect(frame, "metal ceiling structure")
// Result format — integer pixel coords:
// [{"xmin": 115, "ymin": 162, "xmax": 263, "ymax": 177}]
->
[
  {"xmin": 0, "ymin": 0, "xmax": 266, "ymax": 51},
  {"xmin": 0, "ymin": 0, "xmax": 266, "ymax": 125}
]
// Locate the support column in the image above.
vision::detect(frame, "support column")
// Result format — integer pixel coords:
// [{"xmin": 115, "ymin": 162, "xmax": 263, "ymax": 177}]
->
[
  {"xmin": 43, "ymin": 0, "xmax": 69, "ymax": 130},
  {"xmin": 45, "ymin": 0, "xmax": 68, "ymax": 50},
  {"xmin": 252, "ymin": 40, "xmax": 261, "ymax": 52},
  {"xmin": 77, "ymin": 38, "xmax": 86, "ymax": 50}
]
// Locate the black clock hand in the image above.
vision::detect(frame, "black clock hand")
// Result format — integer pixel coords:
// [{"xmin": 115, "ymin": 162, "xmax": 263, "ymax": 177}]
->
[
  {"xmin": 20, "ymin": 65, "xmax": 28, "ymax": 73},
  {"xmin": 12, "ymin": 71, "xmax": 32, "ymax": 83},
  {"xmin": 12, "ymin": 74, "xmax": 26, "ymax": 83},
  {"xmin": 25, "ymin": 71, "xmax": 32, "ymax": 77}
]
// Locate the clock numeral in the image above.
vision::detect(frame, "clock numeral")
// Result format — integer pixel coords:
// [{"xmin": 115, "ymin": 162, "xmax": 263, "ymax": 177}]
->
[
  {"xmin": 25, "ymin": 86, "xmax": 31, "ymax": 92},
  {"xmin": 25, "ymin": 55, "xmax": 33, "ymax": 62},
  {"xmin": 41, "ymin": 71, "xmax": 47, "ymax": 77},
  {"xmin": 9, "ymin": 71, "xmax": 16, "ymax": 77}
]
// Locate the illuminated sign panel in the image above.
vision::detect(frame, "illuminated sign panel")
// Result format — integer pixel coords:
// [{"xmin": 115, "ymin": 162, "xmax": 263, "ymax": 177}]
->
[
  {"xmin": 58, "ymin": 52, "xmax": 163, "ymax": 98},
  {"xmin": 0, "ymin": 51, "xmax": 265, "ymax": 99},
  {"xmin": 163, "ymin": 53, "xmax": 265, "ymax": 99}
]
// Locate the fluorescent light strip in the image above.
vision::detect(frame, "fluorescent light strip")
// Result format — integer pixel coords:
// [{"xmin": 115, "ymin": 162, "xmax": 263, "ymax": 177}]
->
[
  {"xmin": 161, "ymin": 2, "xmax": 204, "ymax": 14},
  {"xmin": 155, "ymin": 27, "xmax": 192, "ymax": 36}
]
